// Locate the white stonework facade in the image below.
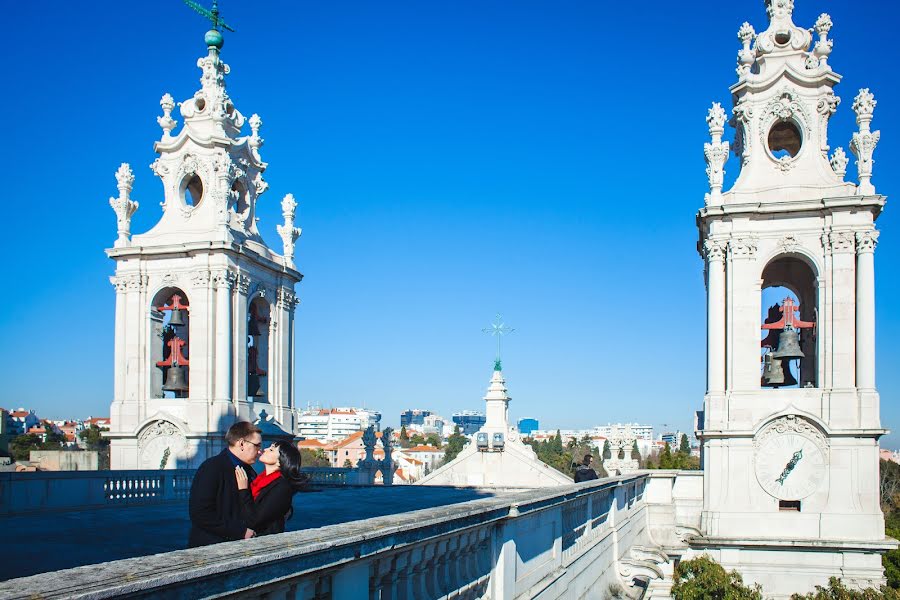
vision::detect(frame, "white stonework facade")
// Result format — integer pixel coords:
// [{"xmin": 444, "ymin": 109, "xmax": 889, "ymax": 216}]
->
[
  {"xmin": 106, "ymin": 32, "xmax": 302, "ymax": 469},
  {"xmin": 418, "ymin": 365, "xmax": 572, "ymax": 488},
  {"xmin": 691, "ymin": 0, "xmax": 895, "ymax": 594}
]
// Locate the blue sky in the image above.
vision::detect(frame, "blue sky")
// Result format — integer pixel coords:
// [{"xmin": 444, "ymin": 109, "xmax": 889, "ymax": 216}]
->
[{"xmin": 1, "ymin": 1, "xmax": 898, "ymax": 445}]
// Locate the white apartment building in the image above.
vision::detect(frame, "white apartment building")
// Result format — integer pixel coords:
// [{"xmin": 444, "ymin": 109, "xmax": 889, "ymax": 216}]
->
[
  {"xmin": 297, "ymin": 407, "xmax": 382, "ymax": 441},
  {"xmin": 592, "ymin": 423, "xmax": 654, "ymax": 441}
]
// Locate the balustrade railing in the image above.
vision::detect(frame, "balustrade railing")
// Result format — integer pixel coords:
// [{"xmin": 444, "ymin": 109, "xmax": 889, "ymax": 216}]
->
[{"xmin": 0, "ymin": 473, "xmax": 691, "ymax": 600}]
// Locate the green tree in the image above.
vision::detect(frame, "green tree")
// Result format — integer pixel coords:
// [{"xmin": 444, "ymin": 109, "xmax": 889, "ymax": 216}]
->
[
  {"xmin": 631, "ymin": 440, "xmax": 641, "ymax": 461},
  {"xmin": 443, "ymin": 426, "xmax": 467, "ymax": 464},
  {"xmin": 79, "ymin": 424, "xmax": 111, "ymax": 469},
  {"xmin": 299, "ymin": 448, "xmax": 331, "ymax": 467},
  {"xmin": 342, "ymin": 458, "xmax": 353, "ymax": 468},
  {"xmin": 602, "ymin": 440, "xmax": 612, "ymax": 460},
  {"xmin": 672, "ymin": 556, "xmax": 762, "ymax": 600},
  {"xmin": 790, "ymin": 576, "xmax": 900, "ymax": 599},
  {"xmin": 679, "ymin": 434, "xmax": 691, "ymax": 455},
  {"xmin": 409, "ymin": 433, "xmax": 426, "ymax": 446},
  {"xmin": 881, "ymin": 459, "xmax": 900, "ymax": 588},
  {"xmin": 658, "ymin": 442, "xmax": 674, "ymax": 469},
  {"xmin": 551, "ymin": 430, "xmax": 563, "ymax": 454},
  {"xmin": 9, "ymin": 434, "xmax": 43, "ymax": 462},
  {"xmin": 399, "ymin": 425, "xmax": 410, "ymax": 448},
  {"xmin": 424, "ymin": 433, "xmax": 441, "ymax": 448}
]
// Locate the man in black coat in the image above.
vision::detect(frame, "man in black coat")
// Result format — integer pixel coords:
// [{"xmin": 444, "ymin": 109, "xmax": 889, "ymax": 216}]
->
[
  {"xmin": 188, "ymin": 421, "xmax": 262, "ymax": 547},
  {"xmin": 573, "ymin": 454, "xmax": 599, "ymax": 483}
]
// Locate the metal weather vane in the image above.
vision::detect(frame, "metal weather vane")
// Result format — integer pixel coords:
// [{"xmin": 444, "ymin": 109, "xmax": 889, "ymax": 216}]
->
[
  {"xmin": 183, "ymin": 0, "xmax": 235, "ymax": 32},
  {"xmin": 482, "ymin": 314, "xmax": 515, "ymax": 371}
]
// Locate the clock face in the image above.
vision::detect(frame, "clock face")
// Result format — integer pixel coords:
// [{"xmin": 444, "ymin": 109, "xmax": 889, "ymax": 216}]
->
[
  {"xmin": 754, "ymin": 433, "xmax": 826, "ymax": 500},
  {"xmin": 140, "ymin": 434, "xmax": 187, "ymax": 469}
]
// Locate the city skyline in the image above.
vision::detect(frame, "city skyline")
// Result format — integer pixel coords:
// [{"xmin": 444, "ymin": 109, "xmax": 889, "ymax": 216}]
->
[{"xmin": 2, "ymin": 0, "xmax": 898, "ymax": 446}]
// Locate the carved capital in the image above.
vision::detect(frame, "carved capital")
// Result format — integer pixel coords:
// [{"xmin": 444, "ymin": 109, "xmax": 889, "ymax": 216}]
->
[
  {"xmin": 856, "ymin": 230, "xmax": 879, "ymax": 254},
  {"xmin": 703, "ymin": 239, "xmax": 727, "ymax": 263},
  {"xmin": 822, "ymin": 231, "xmax": 855, "ymax": 254},
  {"xmin": 191, "ymin": 270, "xmax": 211, "ymax": 287},
  {"xmin": 213, "ymin": 270, "xmax": 237, "ymax": 290},
  {"xmin": 728, "ymin": 236, "xmax": 758, "ymax": 259},
  {"xmin": 236, "ymin": 274, "xmax": 251, "ymax": 295},
  {"xmin": 778, "ymin": 234, "xmax": 799, "ymax": 254}
]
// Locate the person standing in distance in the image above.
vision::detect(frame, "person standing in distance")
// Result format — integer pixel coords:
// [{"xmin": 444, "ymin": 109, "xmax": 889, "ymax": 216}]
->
[
  {"xmin": 573, "ymin": 454, "xmax": 599, "ymax": 483},
  {"xmin": 188, "ymin": 421, "xmax": 262, "ymax": 547}
]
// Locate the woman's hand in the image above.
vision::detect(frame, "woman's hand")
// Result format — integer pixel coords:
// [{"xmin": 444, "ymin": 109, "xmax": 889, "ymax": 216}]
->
[{"xmin": 235, "ymin": 466, "xmax": 249, "ymax": 490}]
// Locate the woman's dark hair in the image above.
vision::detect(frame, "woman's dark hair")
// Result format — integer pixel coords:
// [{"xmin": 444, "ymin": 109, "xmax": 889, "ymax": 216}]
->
[{"xmin": 275, "ymin": 441, "xmax": 310, "ymax": 492}]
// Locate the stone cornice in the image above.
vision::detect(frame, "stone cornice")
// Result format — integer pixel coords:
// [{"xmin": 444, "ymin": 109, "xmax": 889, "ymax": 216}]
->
[
  {"xmin": 106, "ymin": 241, "xmax": 302, "ymax": 283},
  {"xmin": 698, "ymin": 194, "xmax": 886, "ymax": 220}
]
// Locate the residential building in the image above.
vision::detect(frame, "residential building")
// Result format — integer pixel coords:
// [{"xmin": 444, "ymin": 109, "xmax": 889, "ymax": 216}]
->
[
  {"xmin": 297, "ymin": 408, "xmax": 379, "ymax": 441},
  {"xmin": 404, "ymin": 445, "xmax": 444, "ymax": 472},
  {"xmin": 451, "ymin": 411, "xmax": 486, "ymax": 435},
  {"xmin": 6, "ymin": 409, "xmax": 40, "ymax": 436},
  {"xmin": 592, "ymin": 423, "xmax": 654, "ymax": 442},
  {"xmin": 517, "ymin": 418, "xmax": 539, "ymax": 436},
  {"xmin": 400, "ymin": 409, "xmax": 431, "ymax": 429}
]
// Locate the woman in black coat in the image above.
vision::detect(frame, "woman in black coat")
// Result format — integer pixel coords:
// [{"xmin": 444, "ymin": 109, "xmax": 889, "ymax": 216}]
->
[{"xmin": 234, "ymin": 441, "xmax": 308, "ymax": 536}]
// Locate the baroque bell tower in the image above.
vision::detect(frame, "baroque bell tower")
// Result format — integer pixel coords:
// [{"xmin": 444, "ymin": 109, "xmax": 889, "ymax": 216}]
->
[
  {"xmin": 693, "ymin": 0, "xmax": 894, "ymax": 593},
  {"xmin": 105, "ymin": 20, "xmax": 302, "ymax": 469}
]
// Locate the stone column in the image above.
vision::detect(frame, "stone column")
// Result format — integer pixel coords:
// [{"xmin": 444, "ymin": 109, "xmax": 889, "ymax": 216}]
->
[
  {"xmin": 112, "ymin": 277, "xmax": 128, "ymax": 402},
  {"xmin": 704, "ymin": 239, "xmax": 727, "ymax": 394},
  {"xmin": 826, "ymin": 231, "xmax": 857, "ymax": 391},
  {"xmin": 234, "ymin": 275, "xmax": 251, "ymax": 409},
  {"xmin": 856, "ymin": 231, "xmax": 879, "ymax": 390},
  {"xmin": 214, "ymin": 270, "xmax": 235, "ymax": 401}
]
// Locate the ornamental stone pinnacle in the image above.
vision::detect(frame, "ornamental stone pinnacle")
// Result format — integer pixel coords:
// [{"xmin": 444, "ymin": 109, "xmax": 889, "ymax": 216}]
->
[
  {"xmin": 736, "ymin": 22, "xmax": 756, "ymax": 76},
  {"xmin": 704, "ymin": 103, "xmax": 729, "ymax": 204},
  {"xmin": 850, "ymin": 88, "xmax": 880, "ymax": 195},
  {"xmin": 109, "ymin": 163, "xmax": 138, "ymax": 247},
  {"xmin": 157, "ymin": 94, "xmax": 177, "ymax": 138},
  {"xmin": 276, "ymin": 193, "xmax": 302, "ymax": 267}
]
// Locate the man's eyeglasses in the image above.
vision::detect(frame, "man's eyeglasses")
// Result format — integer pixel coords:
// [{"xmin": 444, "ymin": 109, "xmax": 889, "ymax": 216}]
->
[{"xmin": 242, "ymin": 439, "xmax": 262, "ymax": 452}]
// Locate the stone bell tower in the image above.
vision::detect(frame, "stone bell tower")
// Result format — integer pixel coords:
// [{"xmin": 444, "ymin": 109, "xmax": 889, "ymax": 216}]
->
[
  {"xmin": 692, "ymin": 0, "xmax": 894, "ymax": 594},
  {"xmin": 105, "ymin": 25, "xmax": 302, "ymax": 469}
]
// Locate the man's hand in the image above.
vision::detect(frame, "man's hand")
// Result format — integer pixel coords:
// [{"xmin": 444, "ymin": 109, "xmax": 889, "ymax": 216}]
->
[
  {"xmin": 244, "ymin": 528, "xmax": 256, "ymax": 540},
  {"xmin": 235, "ymin": 466, "xmax": 249, "ymax": 490}
]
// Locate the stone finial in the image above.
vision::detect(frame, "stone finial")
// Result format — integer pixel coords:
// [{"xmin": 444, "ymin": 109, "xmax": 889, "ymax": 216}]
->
[
  {"xmin": 811, "ymin": 13, "xmax": 834, "ymax": 69},
  {"xmin": 736, "ymin": 22, "xmax": 756, "ymax": 76},
  {"xmin": 850, "ymin": 89, "xmax": 880, "ymax": 195},
  {"xmin": 704, "ymin": 103, "xmax": 730, "ymax": 204},
  {"xmin": 276, "ymin": 194, "xmax": 302, "ymax": 267},
  {"xmin": 109, "ymin": 163, "xmax": 139, "ymax": 247},
  {"xmin": 765, "ymin": 0, "xmax": 794, "ymax": 21},
  {"xmin": 157, "ymin": 94, "xmax": 177, "ymax": 138},
  {"xmin": 248, "ymin": 113, "xmax": 264, "ymax": 150},
  {"xmin": 829, "ymin": 147, "xmax": 848, "ymax": 178}
]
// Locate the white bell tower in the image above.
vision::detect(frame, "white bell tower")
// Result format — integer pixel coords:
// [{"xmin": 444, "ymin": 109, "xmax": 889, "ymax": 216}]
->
[
  {"xmin": 106, "ymin": 25, "xmax": 302, "ymax": 469},
  {"xmin": 693, "ymin": 0, "xmax": 894, "ymax": 593}
]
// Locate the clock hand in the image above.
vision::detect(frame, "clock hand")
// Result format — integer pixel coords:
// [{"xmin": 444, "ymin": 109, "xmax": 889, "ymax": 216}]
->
[{"xmin": 776, "ymin": 449, "xmax": 803, "ymax": 485}]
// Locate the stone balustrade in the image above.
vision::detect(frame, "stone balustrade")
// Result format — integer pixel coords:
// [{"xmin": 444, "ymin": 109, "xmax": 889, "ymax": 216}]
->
[
  {"xmin": 0, "ymin": 465, "xmax": 388, "ymax": 515},
  {"xmin": 0, "ymin": 472, "xmax": 704, "ymax": 599}
]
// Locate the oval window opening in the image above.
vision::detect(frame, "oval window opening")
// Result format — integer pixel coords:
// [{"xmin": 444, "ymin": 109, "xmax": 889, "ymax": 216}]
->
[
  {"xmin": 768, "ymin": 120, "xmax": 802, "ymax": 159},
  {"xmin": 185, "ymin": 175, "xmax": 203, "ymax": 207}
]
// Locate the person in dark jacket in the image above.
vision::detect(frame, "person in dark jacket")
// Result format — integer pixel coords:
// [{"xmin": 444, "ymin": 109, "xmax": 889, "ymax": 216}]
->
[
  {"xmin": 234, "ymin": 441, "xmax": 308, "ymax": 536},
  {"xmin": 188, "ymin": 422, "xmax": 262, "ymax": 547},
  {"xmin": 573, "ymin": 454, "xmax": 599, "ymax": 483}
]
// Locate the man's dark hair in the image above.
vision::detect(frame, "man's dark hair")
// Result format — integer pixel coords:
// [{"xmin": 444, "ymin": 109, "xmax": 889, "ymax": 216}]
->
[
  {"xmin": 225, "ymin": 421, "xmax": 262, "ymax": 446},
  {"xmin": 582, "ymin": 454, "xmax": 593, "ymax": 464}
]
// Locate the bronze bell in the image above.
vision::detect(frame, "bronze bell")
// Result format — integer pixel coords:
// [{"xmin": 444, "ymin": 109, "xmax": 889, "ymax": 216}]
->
[
  {"xmin": 248, "ymin": 317, "xmax": 261, "ymax": 337},
  {"xmin": 762, "ymin": 353, "xmax": 797, "ymax": 388},
  {"xmin": 162, "ymin": 365, "xmax": 189, "ymax": 392},
  {"xmin": 771, "ymin": 326, "xmax": 805, "ymax": 360},
  {"xmin": 247, "ymin": 373, "xmax": 265, "ymax": 397},
  {"xmin": 168, "ymin": 309, "xmax": 186, "ymax": 327}
]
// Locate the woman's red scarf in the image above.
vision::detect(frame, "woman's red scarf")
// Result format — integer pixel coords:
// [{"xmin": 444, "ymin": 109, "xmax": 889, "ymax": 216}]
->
[{"xmin": 250, "ymin": 470, "xmax": 282, "ymax": 499}]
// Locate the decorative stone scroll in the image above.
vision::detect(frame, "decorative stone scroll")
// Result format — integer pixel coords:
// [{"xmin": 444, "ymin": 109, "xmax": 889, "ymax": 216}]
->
[{"xmin": 753, "ymin": 414, "xmax": 828, "ymax": 452}]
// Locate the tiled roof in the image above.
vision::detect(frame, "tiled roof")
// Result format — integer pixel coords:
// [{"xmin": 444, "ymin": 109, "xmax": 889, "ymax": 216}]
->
[{"xmin": 406, "ymin": 445, "xmax": 441, "ymax": 452}]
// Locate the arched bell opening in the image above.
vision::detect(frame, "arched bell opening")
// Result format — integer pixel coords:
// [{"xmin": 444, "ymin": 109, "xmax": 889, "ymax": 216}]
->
[
  {"xmin": 151, "ymin": 287, "xmax": 191, "ymax": 399},
  {"xmin": 760, "ymin": 256, "xmax": 818, "ymax": 389},
  {"xmin": 247, "ymin": 297, "xmax": 270, "ymax": 401}
]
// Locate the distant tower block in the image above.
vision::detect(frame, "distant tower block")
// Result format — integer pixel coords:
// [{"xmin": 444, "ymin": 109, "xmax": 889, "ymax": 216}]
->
[
  {"xmin": 692, "ymin": 0, "xmax": 893, "ymax": 593},
  {"xmin": 105, "ymin": 16, "xmax": 302, "ymax": 469}
]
